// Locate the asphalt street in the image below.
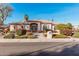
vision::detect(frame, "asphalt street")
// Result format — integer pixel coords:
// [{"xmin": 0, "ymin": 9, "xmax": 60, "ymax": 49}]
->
[{"xmin": 0, "ymin": 42, "xmax": 79, "ymax": 56}]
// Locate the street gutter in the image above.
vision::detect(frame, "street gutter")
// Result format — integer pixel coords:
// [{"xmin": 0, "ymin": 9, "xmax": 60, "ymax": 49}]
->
[{"xmin": 0, "ymin": 38, "xmax": 79, "ymax": 42}]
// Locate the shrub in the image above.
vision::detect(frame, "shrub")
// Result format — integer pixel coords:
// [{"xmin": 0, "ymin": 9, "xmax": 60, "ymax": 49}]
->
[
  {"xmin": 16, "ymin": 30, "xmax": 23, "ymax": 36},
  {"xmin": 53, "ymin": 34, "xmax": 68, "ymax": 38},
  {"xmin": 15, "ymin": 32, "xmax": 35, "ymax": 39},
  {"xmin": 4, "ymin": 33, "xmax": 15, "ymax": 39},
  {"xmin": 9, "ymin": 31, "xmax": 15, "ymax": 33},
  {"xmin": 25, "ymin": 32, "xmax": 35, "ymax": 39},
  {"xmin": 3, "ymin": 28, "xmax": 9, "ymax": 33},
  {"xmin": 22, "ymin": 29, "xmax": 26, "ymax": 35},
  {"xmin": 15, "ymin": 34, "xmax": 36, "ymax": 39},
  {"xmin": 61, "ymin": 29, "xmax": 73, "ymax": 36},
  {"xmin": 27, "ymin": 35, "xmax": 34, "ymax": 39},
  {"xmin": 73, "ymin": 32, "xmax": 79, "ymax": 38},
  {"xmin": 26, "ymin": 32, "xmax": 33, "ymax": 35},
  {"xmin": 16, "ymin": 29, "xmax": 26, "ymax": 36}
]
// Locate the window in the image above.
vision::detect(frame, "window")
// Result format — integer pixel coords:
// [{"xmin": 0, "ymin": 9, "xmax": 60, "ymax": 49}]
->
[{"xmin": 24, "ymin": 25, "xmax": 30, "ymax": 30}]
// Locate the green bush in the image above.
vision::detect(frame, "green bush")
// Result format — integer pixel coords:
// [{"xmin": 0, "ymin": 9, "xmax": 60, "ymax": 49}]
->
[
  {"xmin": 22, "ymin": 30, "xmax": 26, "ymax": 35},
  {"xmin": 9, "ymin": 31, "xmax": 15, "ymax": 33},
  {"xmin": 73, "ymin": 32, "xmax": 79, "ymax": 38},
  {"xmin": 53, "ymin": 34, "xmax": 68, "ymax": 38},
  {"xmin": 15, "ymin": 32, "xmax": 35, "ymax": 39},
  {"xmin": 61, "ymin": 29, "xmax": 73, "ymax": 36},
  {"xmin": 16, "ymin": 29, "xmax": 26, "ymax": 36},
  {"xmin": 15, "ymin": 35, "xmax": 36, "ymax": 39},
  {"xmin": 16, "ymin": 30, "xmax": 23, "ymax": 36},
  {"xmin": 4, "ymin": 33, "xmax": 15, "ymax": 39}
]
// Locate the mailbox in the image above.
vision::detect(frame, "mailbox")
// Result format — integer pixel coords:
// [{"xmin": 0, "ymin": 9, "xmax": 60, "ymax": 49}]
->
[{"xmin": 47, "ymin": 31, "xmax": 52, "ymax": 39}]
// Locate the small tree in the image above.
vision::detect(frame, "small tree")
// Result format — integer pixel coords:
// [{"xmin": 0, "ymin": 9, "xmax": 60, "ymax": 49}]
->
[
  {"xmin": 66, "ymin": 23, "xmax": 73, "ymax": 29},
  {"xmin": 55, "ymin": 23, "xmax": 73, "ymax": 36},
  {"xmin": 0, "ymin": 3, "xmax": 13, "ymax": 24},
  {"xmin": 24, "ymin": 14, "xmax": 29, "ymax": 21},
  {"xmin": 61, "ymin": 29, "xmax": 73, "ymax": 36},
  {"xmin": 55, "ymin": 24, "xmax": 67, "ymax": 30}
]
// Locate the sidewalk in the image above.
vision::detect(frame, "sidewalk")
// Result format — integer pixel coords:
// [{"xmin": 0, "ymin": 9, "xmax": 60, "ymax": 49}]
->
[{"xmin": 0, "ymin": 38, "xmax": 79, "ymax": 42}]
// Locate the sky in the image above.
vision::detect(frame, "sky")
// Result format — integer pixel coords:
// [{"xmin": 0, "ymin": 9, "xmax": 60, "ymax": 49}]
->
[{"xmin": 3, "ymin": 3, "xmax": 79, "ymax": 26}]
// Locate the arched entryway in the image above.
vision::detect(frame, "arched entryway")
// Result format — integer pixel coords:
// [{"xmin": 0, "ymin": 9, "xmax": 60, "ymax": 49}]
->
[{"xmin": 30, "ymin": 23, "xmax": 38, "ymax": 32}]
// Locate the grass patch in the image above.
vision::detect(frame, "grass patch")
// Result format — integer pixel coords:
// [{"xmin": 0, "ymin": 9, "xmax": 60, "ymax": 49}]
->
[
  {"xmin": 53, "ymin": 34, "xmax": 68, "ymax": 38},
  {"xmin": 73, "ymin": 32, "xmax": 79, "ymax": 38}
]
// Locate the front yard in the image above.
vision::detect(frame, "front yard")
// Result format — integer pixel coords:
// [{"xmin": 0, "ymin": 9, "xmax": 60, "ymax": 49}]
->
[{"xmin": 1, "ymin": 28, "xmax": 79, "ymax": 39}]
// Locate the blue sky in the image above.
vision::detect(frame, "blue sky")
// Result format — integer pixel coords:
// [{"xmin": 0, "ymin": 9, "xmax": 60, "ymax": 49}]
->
[{"xmin": 4, "ymin": 3, "xmax": 79, "ymax": 26}]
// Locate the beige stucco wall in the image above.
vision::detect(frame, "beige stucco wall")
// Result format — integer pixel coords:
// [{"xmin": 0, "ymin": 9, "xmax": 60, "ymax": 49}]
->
[
  {"xmin": 52, "ymin": 26, "xmax": 55, "ymax": 31},
  {"xmin": 37, "ymin": 22, "xmax": 41, "ymax": 31},
  {"xmin": 9, "ymin": 21, "xmax": 55, "ymax": 32},
  {"xmin": 47, "ymin": 24, "xmax": 52, "ymax": 30},
  {"xmin": 24, "ymin": 25, "xmax": 30, "ymax": 30},
  {"xmin": 41, "ymin": 24, "xmax": 44, "ymax": 31},
  {"xmin": 41, "ymin": 24, "xmax": 54, "ymax": 31},
  {"xmin": 10, "ymin": 25, "xmax": 15, "ymax": 31}
]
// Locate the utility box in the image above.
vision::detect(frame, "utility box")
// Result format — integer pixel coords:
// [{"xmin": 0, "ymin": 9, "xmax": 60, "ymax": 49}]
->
[{"xmin": 47, "ymin": 31, "xmax": 52, "ymax": 39}]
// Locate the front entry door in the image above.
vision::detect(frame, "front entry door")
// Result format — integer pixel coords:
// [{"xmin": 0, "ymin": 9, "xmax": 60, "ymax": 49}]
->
[{"xmin": 30, "ymin": 23, "xmax": 38, "ymax": 32}]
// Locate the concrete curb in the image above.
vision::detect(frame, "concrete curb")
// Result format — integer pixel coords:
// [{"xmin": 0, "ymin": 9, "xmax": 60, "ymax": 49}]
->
[{"xmin": 0, "ymin": 38, "xmax": 79, "ymax": 42}]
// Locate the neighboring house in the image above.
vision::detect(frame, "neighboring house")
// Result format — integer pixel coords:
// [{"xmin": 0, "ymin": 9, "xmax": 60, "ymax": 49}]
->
[
  {"xmin": 9, "ymin": 19, "xmax": 56, "ymax": 32},
  {"xmin": 73, "ymin": 25, "xmax": 79, "ymax": 32}
]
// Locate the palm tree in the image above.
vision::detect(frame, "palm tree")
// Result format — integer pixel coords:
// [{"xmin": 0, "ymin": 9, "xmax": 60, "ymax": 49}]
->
[
  {"xmin": 24, "ymin": 14, "xmax": 29, "ymax": 21},
  {"xmin": 52, "ymin": 18, "xmax": 54, "ymax": 22}
]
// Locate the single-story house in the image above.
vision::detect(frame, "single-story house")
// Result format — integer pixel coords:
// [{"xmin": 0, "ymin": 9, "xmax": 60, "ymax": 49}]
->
[{"xmin": 9, "ymin": 19, "xmax": 56, "ymax": 32}]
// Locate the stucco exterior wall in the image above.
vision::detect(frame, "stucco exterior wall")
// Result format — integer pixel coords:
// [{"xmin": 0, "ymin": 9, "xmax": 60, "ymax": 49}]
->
[
  {"xmin": 9, "ymin": 21, "xmax": 55, "ymax": 32},
  {"xmin": 37, "ymin": 22, "xmax": 41, "ymax": 31},
  {"xmin": 52, "ymin": 26, "xmax": 55, "ymax": 31},
  {"xmin": 10, "ymin": 25, "xmax": 15, "ymax": 31},
  {"xmin": 41, "ymin": 24, "xmax": 44, "ymax": 31},
  {"xmin": 41, "ymin": 24, "xmax": 54, "ymax": 31},
  {"xmin": 24, "ymin": 25, "xmax": 30, "ymax": 30},
  {"xmin": 47, "ymin": 24, "xmax": 52, "ymax": 30}
]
